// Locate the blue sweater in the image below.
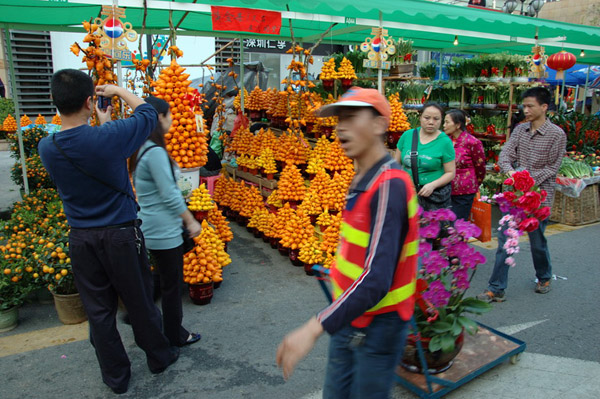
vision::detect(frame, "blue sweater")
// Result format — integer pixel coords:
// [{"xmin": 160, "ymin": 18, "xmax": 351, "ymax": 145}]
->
[
  {"xmin": 38, "ymin": 104, "xmax": 157, "ymax": 228},
  {"xmin": 133, "ymin": 140, "xmax": 187, "ymax": 250}
]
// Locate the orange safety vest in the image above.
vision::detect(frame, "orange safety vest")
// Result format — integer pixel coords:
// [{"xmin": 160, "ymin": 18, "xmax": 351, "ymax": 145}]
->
[{"xmin": 330, "ymin": 168, "xmax": 419, "ymax": 327}]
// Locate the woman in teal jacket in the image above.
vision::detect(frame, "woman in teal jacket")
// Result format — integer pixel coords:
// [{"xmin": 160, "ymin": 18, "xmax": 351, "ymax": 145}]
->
[{"xmin": 130, "ymin": 97, "xmax": 202, "ymax": 347}]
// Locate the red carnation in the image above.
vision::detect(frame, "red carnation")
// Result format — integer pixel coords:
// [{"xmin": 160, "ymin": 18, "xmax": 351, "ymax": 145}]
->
[
  {"xmin": 519, "ymin": 217, "xmax": 540, "ymax": 233},
  {"xmin": 503, "ymin": 191, "xmax": 517, "ymax": 203},
  {"xmin": 517, "ymin": 191, "xmax": 542, "ymax": 213},
  {"xmin": 513, "ymin": 171, "xmax": 536, "ymax": 192},
  {"xmin": 534, "ymin": 206, "xmax": 551, "ymax": 221}
]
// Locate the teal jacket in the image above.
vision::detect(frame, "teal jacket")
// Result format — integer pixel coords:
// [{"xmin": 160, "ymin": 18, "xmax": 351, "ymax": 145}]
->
[{"xmin": 134, "ymin": 140, "xmax": 187, "ymax": 250}]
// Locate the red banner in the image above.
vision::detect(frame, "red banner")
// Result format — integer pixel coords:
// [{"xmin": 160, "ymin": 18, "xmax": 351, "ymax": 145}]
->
[{"xmin": 211, "ymin": 6, "xmax": 281, "ymax": 35}]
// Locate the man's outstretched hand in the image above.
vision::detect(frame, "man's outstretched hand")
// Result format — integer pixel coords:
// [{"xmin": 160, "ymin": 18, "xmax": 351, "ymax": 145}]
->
[{"xmin": 276, "ymin": 317, "xmax": 324, "ymax": 380}]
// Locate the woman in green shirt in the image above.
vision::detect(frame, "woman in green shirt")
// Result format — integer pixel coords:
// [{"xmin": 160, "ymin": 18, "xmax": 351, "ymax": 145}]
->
[{"xmin": 394, "ymin": 103, "xmax": 456, "ymax": 210}]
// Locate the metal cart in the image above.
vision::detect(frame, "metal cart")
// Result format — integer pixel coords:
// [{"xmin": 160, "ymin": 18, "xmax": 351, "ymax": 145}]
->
[{"xmin": 311, "ymin": 265, "xmax": 526, "ymax": 399}]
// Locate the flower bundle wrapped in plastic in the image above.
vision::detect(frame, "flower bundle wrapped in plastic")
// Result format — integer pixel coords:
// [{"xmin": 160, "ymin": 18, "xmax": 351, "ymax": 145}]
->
[{"xmin": 483, "ymin": 170, "xmax": 550, "ymax": 267}]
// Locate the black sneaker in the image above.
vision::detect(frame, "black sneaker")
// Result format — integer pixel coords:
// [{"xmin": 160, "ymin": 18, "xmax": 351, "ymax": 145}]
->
[{"xmin": 476, "ymin": 290, "xmax": 506, "ymax": 303}]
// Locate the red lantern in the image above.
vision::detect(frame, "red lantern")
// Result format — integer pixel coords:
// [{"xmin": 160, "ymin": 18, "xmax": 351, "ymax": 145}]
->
[{"xmin": 547, "ymin": 51, "xmax": 577, "ymax": 80}]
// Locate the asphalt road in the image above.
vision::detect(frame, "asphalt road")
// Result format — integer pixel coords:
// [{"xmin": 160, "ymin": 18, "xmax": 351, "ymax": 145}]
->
[{"xmin": 1, "ymin": 219, "xmax": 599, "ymax": 398}]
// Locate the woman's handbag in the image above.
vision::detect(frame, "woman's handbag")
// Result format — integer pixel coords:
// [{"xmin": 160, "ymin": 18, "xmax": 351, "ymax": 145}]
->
[{"xmin": 410, "ymin": 129, "xmax": 451, "ymax": 210}]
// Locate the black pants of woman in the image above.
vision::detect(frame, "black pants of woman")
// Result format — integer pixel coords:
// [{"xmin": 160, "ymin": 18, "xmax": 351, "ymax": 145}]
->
[
  {"xmin": 149, "ymin": 245, "xmax": 190, "ymax": 347},
  {"xmin": 451, "ymin": 193, "xmax": 476, "ymax": 221}
]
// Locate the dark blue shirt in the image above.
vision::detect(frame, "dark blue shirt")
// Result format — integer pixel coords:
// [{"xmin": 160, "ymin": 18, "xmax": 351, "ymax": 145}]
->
[
  {"xmin": 38, "ymin": 103, "xmax": 157, "ymax": 228},
  {"xmin": 317, "ymin": 155, "xmax": 409, "ymax": 335}
]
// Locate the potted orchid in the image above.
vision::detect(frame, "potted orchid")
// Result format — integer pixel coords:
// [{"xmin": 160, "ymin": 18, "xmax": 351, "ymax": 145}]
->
[{"xmin": 401, "ymin": 209, "xmax": 491, "ymax": 374}]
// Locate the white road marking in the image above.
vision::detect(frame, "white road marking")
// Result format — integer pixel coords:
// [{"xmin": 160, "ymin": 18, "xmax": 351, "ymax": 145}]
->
[{"xmin": 495, "ymin": 319, "xmax": 549, "ymax": 336}]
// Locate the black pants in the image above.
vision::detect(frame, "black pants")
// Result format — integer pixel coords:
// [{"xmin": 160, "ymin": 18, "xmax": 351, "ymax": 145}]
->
[
  {"xmin": 69, "ymin": 224, "xmax": 174, "ymax": 391},
  {"xmin": 150, "ymin": 245, "xmax": 190, "ymax": 346},
  {"xmin": 451, "ymin": 193, "xmax": 476, "ymax": 221}
]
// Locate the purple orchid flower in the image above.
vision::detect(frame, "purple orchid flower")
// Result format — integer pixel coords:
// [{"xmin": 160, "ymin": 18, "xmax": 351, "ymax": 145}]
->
[
  {"xmin": 422, "ymin": 280, "xmax": 452, "ymax": 308},
  {"xmin": 423, "ymin": 250, "xmax": 447, "ymax": 275},
  {"xmin": 419, "ymin": 221, "xmax": 440, "ymax": 239}
]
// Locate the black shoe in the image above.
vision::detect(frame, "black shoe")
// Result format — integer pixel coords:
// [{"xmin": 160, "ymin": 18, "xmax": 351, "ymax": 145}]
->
[
  {"xmin": 181, "ymin": 332, "xmax": 202, "ymax": 347},
  {"xmin": 150, "ymin": 347, "xmax": 180, "ymax": 374},
  {"xmin": 110, "ymin": 385, "xmax": 128, "ymax": 395}
]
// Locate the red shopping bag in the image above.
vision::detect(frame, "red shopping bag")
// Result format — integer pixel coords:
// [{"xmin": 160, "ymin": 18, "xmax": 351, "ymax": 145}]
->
[{"xmin": 469, "ymin": 193, "xmax": 492, "ymax": 242}]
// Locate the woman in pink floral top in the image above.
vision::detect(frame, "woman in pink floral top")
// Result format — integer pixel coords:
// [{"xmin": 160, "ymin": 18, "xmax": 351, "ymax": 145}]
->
[{"xmin": 444, "ymin": 110, "xmax": 487, "ymax": 220}]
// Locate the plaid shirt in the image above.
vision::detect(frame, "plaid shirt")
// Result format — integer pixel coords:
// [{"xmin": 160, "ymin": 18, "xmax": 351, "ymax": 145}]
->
[{"xmin": 499, "ymin": 118, "xmax": 566, "ymax": 208}]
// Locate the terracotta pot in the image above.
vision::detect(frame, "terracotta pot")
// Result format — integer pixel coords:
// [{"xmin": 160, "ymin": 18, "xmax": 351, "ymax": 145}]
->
[
  {"xmin": 52, "ymin": 292, "xmax": 88, "ymax": 325},
  {"xmin": 189, "ymin": 282, "xmax": 214, "ymax": 305},
  {"xmin": 266, "ymin": 173, "xmax": 274, "ymax": 180},
  {"xmin": 400, "ymin": 330, "xmax": 465, "ymax": 374}
]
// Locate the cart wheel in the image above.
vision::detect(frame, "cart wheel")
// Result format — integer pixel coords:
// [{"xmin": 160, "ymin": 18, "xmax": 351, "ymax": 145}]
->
[{"xmin": 510, "ymin": 353, "xmax": 522, "ymax": 365}]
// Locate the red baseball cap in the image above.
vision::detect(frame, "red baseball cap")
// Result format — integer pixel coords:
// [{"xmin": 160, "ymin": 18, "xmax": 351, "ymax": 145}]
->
[{"xmin": 318, "ymin": 87, "xmax": 391, "ymax": 124}]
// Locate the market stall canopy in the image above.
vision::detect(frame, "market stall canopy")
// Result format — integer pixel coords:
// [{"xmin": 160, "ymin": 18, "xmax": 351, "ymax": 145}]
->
[{"xmin": 2, "ymin": 0, "xmax": 600, "ymax": 63}]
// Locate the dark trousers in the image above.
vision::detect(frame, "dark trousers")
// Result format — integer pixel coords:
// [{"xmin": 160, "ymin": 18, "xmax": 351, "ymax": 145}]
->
[
  {"xmin": 451, "ymin": 193, "xmax": 476, "ymax": 221},
  {"xmin": 323, "ymin": 312, "xmax": 408, "ymax": 399},
  {"xmin": 488, "ymin": 218, "xmax": 552, "ymax": 294},
  {"xmin": 149, "ymin": 245, "xmax": 190, "ymax": 346},
  {"xmin": 69, "ymin": 225, "xmax": 174, "ymax": 391}
]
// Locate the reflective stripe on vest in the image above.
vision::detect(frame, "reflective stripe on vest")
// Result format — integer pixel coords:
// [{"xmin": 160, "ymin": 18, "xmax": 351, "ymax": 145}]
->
[
  {"xmin": 332, "ymin": 274, "xmax": 416, "ymax": 312},
  {"xmin": 340, "ymin": 222, "xmax": 370, "ymax": 248}
]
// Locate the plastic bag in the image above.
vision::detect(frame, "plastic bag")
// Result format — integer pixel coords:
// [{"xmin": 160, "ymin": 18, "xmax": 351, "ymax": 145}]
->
[
  {"xmin": 470, "ymin": 193, "xmax": 492, "ymax": 242},
  {"xmin": 231, "ymin": 111, "xmax": 249, "ymax": 138}
]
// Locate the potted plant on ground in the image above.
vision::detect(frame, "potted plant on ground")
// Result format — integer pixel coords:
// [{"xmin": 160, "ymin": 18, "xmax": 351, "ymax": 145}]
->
[
  {"xmin": 401, "ymin": 208, "xmax": 491, "ymax": 374},
  {"xmin": 0, "ymin": 269, "xmax": 34, "ymax": 332}
]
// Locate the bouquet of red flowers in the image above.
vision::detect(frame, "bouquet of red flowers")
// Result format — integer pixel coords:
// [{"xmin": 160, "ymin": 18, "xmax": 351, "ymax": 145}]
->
[{"xmin": 491, "ymin": 170, "xmax": 550, "ymax": 267}]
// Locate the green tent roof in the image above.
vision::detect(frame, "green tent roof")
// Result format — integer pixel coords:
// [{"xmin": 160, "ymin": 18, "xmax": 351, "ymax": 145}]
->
[{"xmin": 2, "ymin": 0, "xmax": 600, "ymax": 63}]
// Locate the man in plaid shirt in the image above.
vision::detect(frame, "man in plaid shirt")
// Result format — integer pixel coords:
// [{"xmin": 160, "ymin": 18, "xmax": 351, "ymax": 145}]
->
[{"xmin": 478, "ymin": 87, "xmax": 566, "ymax": 302}]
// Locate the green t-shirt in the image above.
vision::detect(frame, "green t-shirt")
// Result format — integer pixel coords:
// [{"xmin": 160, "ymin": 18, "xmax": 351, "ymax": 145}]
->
[{"xmin": 396, "ymin": 128, "xmax": 455, "ymax": 185}]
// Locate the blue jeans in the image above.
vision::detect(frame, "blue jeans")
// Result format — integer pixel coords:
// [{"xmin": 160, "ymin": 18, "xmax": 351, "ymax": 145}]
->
[
  {"xmin": 488, "ymin": 218, "xmax": 552, "ymax": 294},
  {"xmin": 323, "ymin": 312, "xmax": 408, "ymax": 399}
]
